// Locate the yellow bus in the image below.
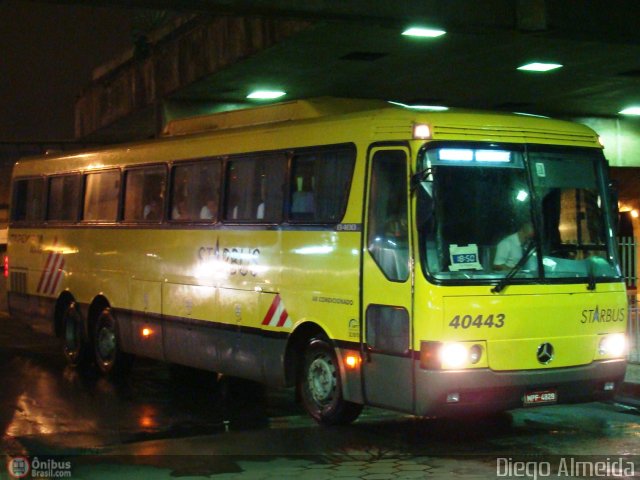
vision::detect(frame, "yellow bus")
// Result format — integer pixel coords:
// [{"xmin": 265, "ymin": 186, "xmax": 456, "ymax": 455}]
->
[{"xmin": 7, "ymin": 98, "xmax": 628, "ymax": 425}]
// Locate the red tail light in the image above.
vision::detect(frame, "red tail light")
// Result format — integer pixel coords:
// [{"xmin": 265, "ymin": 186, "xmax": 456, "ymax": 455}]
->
[{"xmin": 3, "ymin": 255, "xmax": 8, "ymax": 278}]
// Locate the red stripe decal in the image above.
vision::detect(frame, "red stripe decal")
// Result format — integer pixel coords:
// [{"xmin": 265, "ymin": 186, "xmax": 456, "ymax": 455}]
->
[
  {"xmin": 42, "ymin": 254, "xmax": 63, "ymax": 295},
  {"xmin": 262, "ymin": 294, "xmax": 281, "ymax": 325},
  {"xmin": 37, "ymin": 254, "xmax": 53, "ymax": 293},
  {"xmin": 48, "ymin": 257, "xmax": 65, "ymax": 295},
  {"xmin": 37, "ymin": 238, "xmax": 58, "ymax": 293},
  {"xmin": 276, "ymin": 310, "xmax": 289, "ymax": 327}
]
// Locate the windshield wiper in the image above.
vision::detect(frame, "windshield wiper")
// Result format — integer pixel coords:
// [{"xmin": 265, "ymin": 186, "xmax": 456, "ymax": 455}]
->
[{"xmin": 491, "ymin": 241, "xmax": 536, "ymax": 294}]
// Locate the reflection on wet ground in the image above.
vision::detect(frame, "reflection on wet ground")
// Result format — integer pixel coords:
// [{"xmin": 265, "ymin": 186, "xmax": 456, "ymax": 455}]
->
[
  {"xmin": 0, "ymin": 314, "xmax": 306, "ymax": 454},
  {"xmin": 1, "ymin": 312, "xmax": 639, "ymax": 473}
]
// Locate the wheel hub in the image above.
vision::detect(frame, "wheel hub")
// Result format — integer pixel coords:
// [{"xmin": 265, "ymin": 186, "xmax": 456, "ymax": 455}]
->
[
  {"xmin": 97, "ymin": 326, "xmax": 116, "ymax": 362},
  {"xmin": 64, "ymin": 318, "xmax": 78, "ymax": 350},
  {"xmin": 307, "ymin": 355, "xmax": 335, "ymax": 404}
]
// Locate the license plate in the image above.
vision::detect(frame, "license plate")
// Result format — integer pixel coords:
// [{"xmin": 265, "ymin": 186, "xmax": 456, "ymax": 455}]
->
[{"xmin": 523, "ymin": 389, "xmax": 557, "ymax": 406}]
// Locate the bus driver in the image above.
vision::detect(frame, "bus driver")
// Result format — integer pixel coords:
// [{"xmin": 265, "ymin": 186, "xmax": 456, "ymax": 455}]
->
[{"xmin": 493, "ymin": 222, "xmax": 534, "ymax": 271}]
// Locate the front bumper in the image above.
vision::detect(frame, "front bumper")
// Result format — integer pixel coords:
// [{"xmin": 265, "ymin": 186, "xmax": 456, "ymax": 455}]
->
[{"xmin": 414, "ymin": 359, "xmax": 627, "ymax": 417}]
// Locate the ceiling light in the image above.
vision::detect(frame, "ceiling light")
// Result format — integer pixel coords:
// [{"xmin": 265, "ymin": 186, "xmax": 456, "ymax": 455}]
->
[
  {"xmin": 402, "ymin": 27, "xmax": 446, "ymax": 38},
  {"xmin": 389, "ymin": 101, "xmax": 448, "ymax": 111},
  {"xmin": 517, "ymin": 62, "xmax": 563, "ymax": 72},
  {"xmin": 513, "ymin": 112, "xmax": 549, "ymax": 118},
  {"xmin": 619, "ymin": 106, "xmax": 640, "ymax": 115},
  {"xmin": 246, "ymin": 90, "xmax": 286, "ymax": 100},
  {"xmin": 516, "ymin": 190, "xmax": 529, "ymax": 202}
]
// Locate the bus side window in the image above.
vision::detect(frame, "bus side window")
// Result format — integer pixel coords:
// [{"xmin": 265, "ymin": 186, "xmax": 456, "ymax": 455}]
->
[
  {"xmin": 290, "ymin": 155, "xmax": 316, "ymax": 221},
  {"xmin": 288, "ymin": 147, "xmax": 355, "ymax": 223},
  {"xmin": 170, "ymin": 159, "xmax": 221, "ymax": 222},
  {"xmin": 124, "ymin": 166, "xmax": 166, "ymax": 222},
  {"xmin": 224, "ymin": 155, "xmax": 286, "ymax": 223},
  {"xmin": 47, "ymin": 174, "xmax": 82, "ymax": 222},
  {"xmin": 83, "ymin": 170, "xmax": 120, "ymax": 222},
  {"xmin": 11, "ymin": 178, "xmax": 45, "ymax": 222},
  {"xmin": 367, "ymin": 150, "xmax": 409, "ymax": 281}
]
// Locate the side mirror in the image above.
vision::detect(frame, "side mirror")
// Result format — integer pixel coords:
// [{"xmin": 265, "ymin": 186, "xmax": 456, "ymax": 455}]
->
[
  {"xmin": 410, "ymin": 168, "xmax": 432, "ymax": 193},
  {"xmin": 608, "ymin": 180, "xmax": 619, "ymax": 234}
]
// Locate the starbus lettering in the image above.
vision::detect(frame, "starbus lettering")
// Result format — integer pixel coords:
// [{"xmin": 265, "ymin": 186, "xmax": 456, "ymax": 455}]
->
[
  {"xmin": 198, "ymin": 246, "xmax": 218, "ymax": 261},
  {"xmin": 198, "ymin": 237, "xmax": 221, "ymax": 262},
  {"xmin": 581, "ymin": 306, "xmax": 625, "ymax": 324},
  {"xmin": 197, "ymin": 240, "xmax": 261, "ymax": 277},
  {"xmin": 10, "ymin": 233, "xmax": 43, "ymax": 250},
  {"xmin": 222, "ymin": 247, "xmax": 260, "ymax": 276}
]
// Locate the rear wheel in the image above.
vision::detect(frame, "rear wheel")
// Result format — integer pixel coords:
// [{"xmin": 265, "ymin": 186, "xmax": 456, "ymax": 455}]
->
[
  {"xmin": 94, "ymin": 308, "xmax": 132, "ymax": 377},
  {"xmin": 299, "ymin": 336, "xmax": 362, "ymax": 425},
  {"xmin": 62, "ymin": 302, "xmax": 89, "ymax": 367},
  {"xmin": 61, "ymin": 302, "xmax": 89, "ymax": 368}
]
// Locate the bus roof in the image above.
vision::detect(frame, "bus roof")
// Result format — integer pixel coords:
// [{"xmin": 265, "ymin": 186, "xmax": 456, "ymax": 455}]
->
[
  {"xmin": 162, "ymin": 97, "xmax": 598, "ymax": 146},
  {"xmin": 13, "ymin": 98, "xmax": 601, "ymax": 176},
  {"xmin": 162, "ymin": 97, "xmax": 389, "ymax": 136}
]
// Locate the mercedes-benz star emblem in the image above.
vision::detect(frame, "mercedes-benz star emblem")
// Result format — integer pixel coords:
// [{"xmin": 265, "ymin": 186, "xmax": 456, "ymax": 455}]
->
[{"xmin": 536, "ymin": 343, "xmax": 554, "ymax": 364}]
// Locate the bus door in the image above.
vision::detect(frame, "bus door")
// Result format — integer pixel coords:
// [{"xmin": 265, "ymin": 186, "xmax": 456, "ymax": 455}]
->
[{"xmin": 361, "ymin": 147, "xmax": 414, "ymax": 412}]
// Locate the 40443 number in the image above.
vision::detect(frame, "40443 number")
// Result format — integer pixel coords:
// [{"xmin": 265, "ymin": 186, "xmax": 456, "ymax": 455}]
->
[{"xmin": 448, "ymin": 313, "xmax": 505, "ymax": 329}]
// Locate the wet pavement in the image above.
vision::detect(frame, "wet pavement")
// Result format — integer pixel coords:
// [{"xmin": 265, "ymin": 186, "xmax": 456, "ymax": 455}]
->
[{"xmin": 1, "ymin": 312, "xmax": 640, "ymax": 479}]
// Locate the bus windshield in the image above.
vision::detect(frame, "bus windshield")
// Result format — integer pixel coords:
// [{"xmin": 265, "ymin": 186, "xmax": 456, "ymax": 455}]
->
[{"xmin": 417, "ymin": 144, "xmax": 620, "ymax": 284}]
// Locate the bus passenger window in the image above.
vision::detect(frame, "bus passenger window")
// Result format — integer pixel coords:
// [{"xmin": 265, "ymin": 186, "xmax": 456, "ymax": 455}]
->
[
  {"xmin": 11, "ymin": 178, "xmax": 45, "ymax": 222},
  {"xmin": 367, "ymin": 150, "xmax": 409, "ymax": 281},
  {"xmin": 171, "ymin": 159, "xmax": 221, "ymax": 222},
  {"xmin": 83, "ymin": 170, "xmax": 120, "ymax": 222},
  {"xmin": 47, "ymin": 174, "xmax": 82, "ymax": 222},
  {"xmin": 224, "ymin": 155, "xmax": 286, "ymax": 223},
  {"xmin": 290, "ymin": 161, "xmax": 315, "ymax": 221},
  {"xmin": 124, "ymin": 166, "xmax": 166, "ymax": 222},
  {"xmin": 288, "ymin": 147, "xmax": 355, "ymax": 223}
]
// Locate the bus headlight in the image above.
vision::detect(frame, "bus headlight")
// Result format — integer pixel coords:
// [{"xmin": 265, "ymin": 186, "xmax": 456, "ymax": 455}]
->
[
  {"xmin": 420, "ymin": 341, "xmax": 487, "ymax": 370},
  {"xmin": 598, "ymin": 334, "xmax": 627, "ymax": 357},
  {"xmin": 440, "ymin": 343, "xmax": 468, "ymax": 369}
]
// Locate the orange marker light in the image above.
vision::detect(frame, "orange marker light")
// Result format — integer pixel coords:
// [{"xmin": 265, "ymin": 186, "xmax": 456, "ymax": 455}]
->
[
  {"xmin": 345, "ymin": 355, "xmax": 360, "ymax": 369},
  {"xmin": 142, "ymin": 328, "xmax": 152, "ymax": 337},
  {"xmin": 413, "ymin": 123, "xmax": 432, "ymax": 139}
]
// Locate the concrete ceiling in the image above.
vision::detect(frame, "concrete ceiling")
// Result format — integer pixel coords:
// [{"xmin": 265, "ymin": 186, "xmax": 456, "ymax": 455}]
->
[{"xmin": 72, "ymin": 0, "xmax": 640, "ymax": 119}]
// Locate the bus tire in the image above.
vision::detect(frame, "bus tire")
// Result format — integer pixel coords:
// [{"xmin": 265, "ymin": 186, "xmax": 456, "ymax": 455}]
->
[
  {"xmin": 93, "ymin": 308, "xmax": 132, "ymax": 377},
  {"xmin": 61, "ymin": 302, "xmax": 89, "ymax": 368},
  {"xmin": 300, "ymin": 336, "xmax": 363, "ymax": 425}
]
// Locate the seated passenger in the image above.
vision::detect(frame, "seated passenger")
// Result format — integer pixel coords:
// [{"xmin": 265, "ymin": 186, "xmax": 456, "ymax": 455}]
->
[
  {"xmin": 199, "ymin": 199, "xmax": 217, "ymax": 220},
  {"xmin": 172, "ymin": 199, "xmax": 190, "ymax": 220},
  {"xmin": 143, "ymin": 199, "xmax": 160, "ymax": 220}
]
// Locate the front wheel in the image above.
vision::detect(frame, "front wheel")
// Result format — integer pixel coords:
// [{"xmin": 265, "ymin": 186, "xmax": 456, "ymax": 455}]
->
[
  {"xmin": 299, "ymin": 336, "xmax": 362, "ymax": 425},
  {"xmin": 94, "ymin": 308, "xmax": 132, "ymax": 377}
]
